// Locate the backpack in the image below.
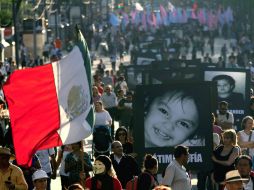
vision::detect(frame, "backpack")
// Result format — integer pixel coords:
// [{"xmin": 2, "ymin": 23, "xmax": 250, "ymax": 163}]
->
[
  {"xmin": 93, "ymin": 126, "xmax": 112, "ymax": 153},
  {"xmin": 126, "ymin": 172, "xmax": 154, "ymax": 190}
]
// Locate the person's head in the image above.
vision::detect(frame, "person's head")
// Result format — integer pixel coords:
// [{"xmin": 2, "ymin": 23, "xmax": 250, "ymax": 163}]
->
[
  {"xmin": 142, "ymin": 154, "xmax": 158, "ymax": 174},
  {"xmin": 144, "ymin": 89, "xmax": 200, "ymax": 147},
  {"xmin": 241, "ymin": 116, "xmax": 253, "ymax": 130},
  {"xmin": 117, "ymin": 89, "xmax": 124, "ymax": 98},
  {"xmin": 153, "ymin": 185, "xmax": 172, "ymax": 190},
  {"xmin": 92, "ymin": 86, "xmax": 99, "ymax": 96},
  {"xmin": 224, "ymin": 170, "xmax": 248, "ymax": 190},
  {"xmin": 115, "ymin": 127, "xmax": 128, "ymax": 143},
  {"xmin": 32, "ymin": 169, "xmax": 49, "ymax": 190},
  {"xmin": 95, "ymin": 101, "xmax": 103, "ymax": 112},
  {"xmin": 173, "ymin": 145, "xmax": 189, "ymax": 166},
  {"xmin": 68, "ymin": 183, "xmax": 84, "ymax": 190},
  {"xmin": 126, "ymin": 91, "xmax": 133, "ymax": 101},
  {"xmin": 94, "ymin": 155, "xmax": 115, "ymax": 176},
  {"xmin": 218, "ymin": 101, "xmax": 229, "ymax": 115},
  {"xmin": 71, "ymin": 141, "xmax": 82, "ymax": 151},
  {"xmin": 111, "ymin": 141, "xmax": 123, "ymax": 157},
  {"xmin": 235, "ymin": 155, "xmax": 252, "ymax": 178},
  {"xmin": 118, "ymin": 76, "xmax": 124, "ymax": 81},
  {"xmin": 222, "ymin": 129, "xmax": 237, "ymax": 146},
  {"xmin": 105, "ymin": 70, "xmax": 110, "ymax": 76},
  {"xmin": 0, "ymin": 147, "xmax": 11, "ymax": 169},
  {"xmin": 104, "ymin": 85, "xmax": 112, "ymax": 94},
  {"xmin": 212, "ymin": 75, "xmax": 235, "ymax": 98},
  {"xmin": 250, "ymin": 97, "xmax": 254, "ymax": 110}
]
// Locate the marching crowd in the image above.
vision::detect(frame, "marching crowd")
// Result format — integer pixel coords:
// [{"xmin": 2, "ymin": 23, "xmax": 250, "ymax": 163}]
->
[
  {"xmin": 1, "ymin": 1, "xmax": 254, "ymax": 190},
  {"xmin": 2, "ymin": 55, "xmax": 254, "ymax": 190}
]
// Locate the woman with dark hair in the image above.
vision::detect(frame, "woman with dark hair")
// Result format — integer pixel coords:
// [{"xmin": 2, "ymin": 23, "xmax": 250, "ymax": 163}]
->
[
  {"xmin": 94, "ymin": 101, "xmax": 112, "ymax": 127},
  {"xmin": 144, "ymin": 88, "xmax": 205, "ymax": 148},
  {"xmin": 212, "ymin": 129, "xmax": 240, "ymax": 190},
  {"xmin": 136, "ymin": 154, "xmax": 159, "ymax": 190},
  {"xmin": 65, "ymin": 141, "xmax": 93, "ymax": 186},
  {"xmin": 85, "ymin": 155, "xmax": 122, "ymax": 190},
  {"xmin": 115, "ymin": 127, "xmax": 136, "ymax": 157}
]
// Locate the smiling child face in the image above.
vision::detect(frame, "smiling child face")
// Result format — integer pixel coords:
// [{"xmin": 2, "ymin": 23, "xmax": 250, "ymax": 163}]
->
[{"xmin": 144, "ymin": 91, "xmax": 199, "ymax": 147}]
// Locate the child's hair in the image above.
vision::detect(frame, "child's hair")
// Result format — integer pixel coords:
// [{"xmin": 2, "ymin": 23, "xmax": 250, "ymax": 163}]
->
[
  {"xmin": 144, "ymin": 87, "xmax": 205, "ymax": 140},
  {"xmin": 142, "ymin": 154, "xmax": 158, "ymax": 171}
]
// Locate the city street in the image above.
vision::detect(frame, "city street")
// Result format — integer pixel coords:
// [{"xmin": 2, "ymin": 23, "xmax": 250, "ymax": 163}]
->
[{"xmin": 51, "ymin": 37, "xmax": 231, "ymax": 190}]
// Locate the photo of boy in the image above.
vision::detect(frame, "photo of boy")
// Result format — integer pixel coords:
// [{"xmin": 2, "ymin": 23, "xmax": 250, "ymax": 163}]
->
[{"xmin": 212, "ymin": 74, "xmax": 244, "ymax": 109}]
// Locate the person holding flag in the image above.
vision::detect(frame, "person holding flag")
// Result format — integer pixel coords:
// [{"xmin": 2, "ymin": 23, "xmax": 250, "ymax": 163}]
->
[{"xmin": 2, "ymin": 26, "xmax": 95, "ymax": 170}]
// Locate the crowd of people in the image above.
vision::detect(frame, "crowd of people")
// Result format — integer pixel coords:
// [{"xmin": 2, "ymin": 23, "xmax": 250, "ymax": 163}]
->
[{"xmin": 1, "ymin": 1, "xmax": 254, "ymax": 190}]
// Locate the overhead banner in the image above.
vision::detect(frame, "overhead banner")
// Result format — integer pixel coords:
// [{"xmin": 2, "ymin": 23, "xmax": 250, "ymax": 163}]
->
[{"xmin": 133, "ymin": 82, "xmax": 215, "ymax": 171}]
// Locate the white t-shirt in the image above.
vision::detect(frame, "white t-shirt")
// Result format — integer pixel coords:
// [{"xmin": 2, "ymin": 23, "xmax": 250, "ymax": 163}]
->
[
  {"xmin": 36, "ymin": 148, "xmax": 55, "ymax": 173},
  {"xmin": 95, "ymin": 110, "xmax": 112, "ymax": 126},
  {"xmin": 217, "ymin": 112, "xmax": 234, "ymax": 124},
  {"xmin": 162, "ymin": 160, "xmax": 192, "ymax": 190},
  {"xmin": 238, "ymin": 130, "xmax": 254, "ymax": 156},
  {"xmin": 244, "ymin": 178, "xmax": 254, "ymax": 190}
]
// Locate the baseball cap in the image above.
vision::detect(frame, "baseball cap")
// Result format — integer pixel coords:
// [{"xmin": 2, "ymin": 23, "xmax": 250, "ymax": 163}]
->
[{"xmin": 32, "ymin": 170, "xmax": 49, "ymax": 181}]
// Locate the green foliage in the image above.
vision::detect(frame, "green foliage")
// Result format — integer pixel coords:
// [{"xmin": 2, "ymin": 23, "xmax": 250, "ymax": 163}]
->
[
  {"xmin": 0, "ymin": 10, "xmax": 12, "ymax": 27},
  {"xmin": 0, "ymin": 1, "xmax": 12, "ymax": 27}
]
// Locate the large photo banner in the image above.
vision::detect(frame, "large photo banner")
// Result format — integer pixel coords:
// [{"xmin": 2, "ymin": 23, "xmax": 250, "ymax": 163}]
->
[
  {"xmin": 204, "ymin": 69, "xmax": 250, "ymax": 130},
  {"xmin": 133, "ymin": 82, "xmax": 215, "ymax": 171}
]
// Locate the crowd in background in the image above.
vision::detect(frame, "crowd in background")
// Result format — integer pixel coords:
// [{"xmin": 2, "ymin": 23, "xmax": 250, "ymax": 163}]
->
[{"xmin": 1, "ymin": 0, "xmax": 254, "ymax": 190}]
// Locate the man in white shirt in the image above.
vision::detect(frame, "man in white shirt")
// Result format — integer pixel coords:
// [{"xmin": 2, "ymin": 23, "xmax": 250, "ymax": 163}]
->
[
  {"xmin": 215, "ymin": 101, "xmax": 234, "ymax": 130},
  {"xmin": 162, "ymin": 145, "xmax": 192, "ymax": 190}
]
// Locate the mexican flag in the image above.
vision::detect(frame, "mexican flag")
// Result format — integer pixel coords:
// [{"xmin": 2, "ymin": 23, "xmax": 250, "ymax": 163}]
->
[{"xmin": 3, "ymin": 30, "xmax": 94, "ymax": 167}]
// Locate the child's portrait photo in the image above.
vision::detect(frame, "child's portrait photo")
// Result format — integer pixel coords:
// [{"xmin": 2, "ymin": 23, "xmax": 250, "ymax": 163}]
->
[{"xmin": 142, "ymin": 84, "xmax": 208, "ymax": 148}]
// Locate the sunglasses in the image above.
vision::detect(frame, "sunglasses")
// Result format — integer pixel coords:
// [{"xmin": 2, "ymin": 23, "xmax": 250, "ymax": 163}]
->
[{"xmin": 118, "ymin": 132, "xmax": 126, "ymax": 136}]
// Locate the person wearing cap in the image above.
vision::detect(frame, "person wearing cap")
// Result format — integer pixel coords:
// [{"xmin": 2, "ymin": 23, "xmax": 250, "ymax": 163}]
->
[
  {"xmin": 85, "ymin": 155, "xmax": 122, "ymax": 190},
  {"xmin": 0, "ymin": 146, "xmax": 28, "ymax": 190},
  {"xmin": 32, "ymin": 169, "xmax": 49, "ymax": 190},
  {"xmin": 223, "ymin": 170, "xmax": 248, "ymax": 190}
]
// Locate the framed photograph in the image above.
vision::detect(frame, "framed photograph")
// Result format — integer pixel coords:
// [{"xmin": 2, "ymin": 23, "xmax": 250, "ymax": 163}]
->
[
  {"xmin": 133, "ymin": 82, "xmax": 215, "ymax": 171},
  {"xmin": 204, "ymin": 69, "xmax": 250, "ymax": 130}
]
